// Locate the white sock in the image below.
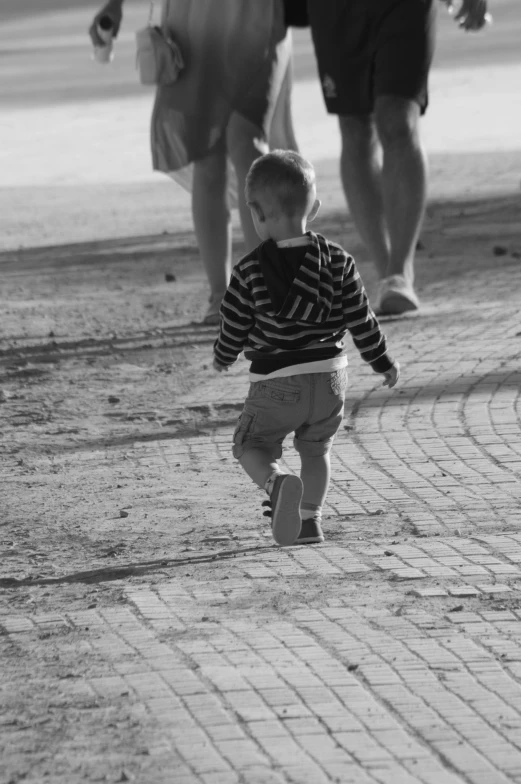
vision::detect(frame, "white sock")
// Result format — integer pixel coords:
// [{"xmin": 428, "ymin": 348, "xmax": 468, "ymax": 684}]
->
[
  {"xmin": 264, "ymin": 470, "xmax": 283, "ymax": 496},
  {"xmin": 301, "ymin": 503, "xmax": 322, "ymax": 521}
]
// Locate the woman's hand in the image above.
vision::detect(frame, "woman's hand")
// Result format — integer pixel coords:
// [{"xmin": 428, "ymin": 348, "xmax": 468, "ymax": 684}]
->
[{"xmin": 89, "ymin": 0, "xmax": 124, "ymax": 46}]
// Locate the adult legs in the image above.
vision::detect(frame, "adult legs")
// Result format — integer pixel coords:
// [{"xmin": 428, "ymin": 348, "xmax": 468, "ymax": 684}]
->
[
  {"xmin": 268, "ymin": 61, "xmax": 299, "ymax": 153},
  {"xmin": 375, "ymin": 95, "xmax": 427, "ymax": 286},
  {"xmin": 192, "ymin": 140, "xmax": 232, "ymax": 304},
  {"xmin": 339, "ymin": 95, "xmax": 427, "ymax": 308},
  {"xmin": 227, "ymin": 113, "xmax": 269, "ymax": 252},
  {"xmin": 194, "ymin": 51, "xmax": 297, "ymax": 317},
  {"xmin": 192, "ymin": 117, "xmax": 267, "ymax": 323},
  {"xmin": 339, "ymin": 113, "xmax": 390, "ymax": 280}
]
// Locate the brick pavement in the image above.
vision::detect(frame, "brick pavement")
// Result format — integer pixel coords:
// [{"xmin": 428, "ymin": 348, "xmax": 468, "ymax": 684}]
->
[{"xmin": 2, "ymin": 244, "xmax": 521, "ymax": 783}]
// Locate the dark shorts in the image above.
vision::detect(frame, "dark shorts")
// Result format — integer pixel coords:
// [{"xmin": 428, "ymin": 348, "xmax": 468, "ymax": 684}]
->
[
  {"xmin": 308, "ymin": 0, "xmax": 437, "ymax": 116},
  {"xmin": 232, "ymin": 370, "xmax": 348, "ymax": 460}
]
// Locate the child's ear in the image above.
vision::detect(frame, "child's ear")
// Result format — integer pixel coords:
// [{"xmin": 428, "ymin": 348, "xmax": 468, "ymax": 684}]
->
[
  {"xmin": 307, "ymin": 198, "xmax": 321, "ymax": 223},
  {"xmin": 248, "ymin": 201, "xmax": 265, "ymax": 222}
]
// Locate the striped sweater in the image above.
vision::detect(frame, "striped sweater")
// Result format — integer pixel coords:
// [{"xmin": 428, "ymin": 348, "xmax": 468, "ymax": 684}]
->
[{"xmin": 213, "ymin": 231, "xmax": 395, "ymax": 376}]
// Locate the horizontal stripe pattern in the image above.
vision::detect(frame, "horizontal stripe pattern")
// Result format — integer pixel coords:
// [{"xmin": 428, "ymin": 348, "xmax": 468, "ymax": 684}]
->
[{"xmin": 213, "ymin": 232, "xmax": 394, "ymax": 376}]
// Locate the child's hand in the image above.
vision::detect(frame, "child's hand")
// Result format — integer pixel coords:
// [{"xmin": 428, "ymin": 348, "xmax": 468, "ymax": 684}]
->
[
  {"xmin": 213, "ymin": 358, "xmax": 229, "ymax": 373},
  {"xmin": 382, "ymin": 363, "xmax": 400, "ymax": 388}
]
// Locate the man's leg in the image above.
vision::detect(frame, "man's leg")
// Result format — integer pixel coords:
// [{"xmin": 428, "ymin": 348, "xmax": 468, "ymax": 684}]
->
[
  {"xmin": 368, "ymin": 0, "xmax": 435, "ymax": 311},
  {"xmin": 339, "ymin": 101, "xmax": 426, "ymax": 312},
  {"xmin": 339, "ymin": 114, "xmax": 390, "ymax": 280},
  {"xmin": 375, "ymin": 95, "xmax": 427, "ymax": 288}
]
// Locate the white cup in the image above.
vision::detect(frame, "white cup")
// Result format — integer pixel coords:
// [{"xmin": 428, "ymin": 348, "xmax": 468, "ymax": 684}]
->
[{"xmin": 93, "ymin": 16, "xmax": 114, "ymax": 64}]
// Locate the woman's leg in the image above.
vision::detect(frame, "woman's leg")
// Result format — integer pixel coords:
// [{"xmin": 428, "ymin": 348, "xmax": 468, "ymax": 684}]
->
[
  {"xmin": 226, "ymin": 23, "xmax": 298, "ymax": 253},
  {"xmin": 226, "ymin": 113, "xmax": 269, "ymax": 253},
  {"xmin": 268, "ymin": 55, "xmax": 299, "ymax": 153},
  {"xmin": 192, "ymin": 140, "xmax": 232, "ymax": 301}
]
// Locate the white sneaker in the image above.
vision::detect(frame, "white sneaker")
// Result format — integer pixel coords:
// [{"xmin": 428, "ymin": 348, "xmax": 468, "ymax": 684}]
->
[{"xmin": 376, "ymin": 274, "xmax": 420, "ymax": 315}]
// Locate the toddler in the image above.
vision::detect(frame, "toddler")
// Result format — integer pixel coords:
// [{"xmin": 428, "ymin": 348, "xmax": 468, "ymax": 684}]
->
[{"xmin": 213, "ymin": 151, "xmax": 399, "ymax": 546}]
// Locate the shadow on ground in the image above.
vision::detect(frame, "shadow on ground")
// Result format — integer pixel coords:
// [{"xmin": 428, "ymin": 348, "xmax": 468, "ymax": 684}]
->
[
  {"xmin": 0, "ymin": 543, "xmax": 278, "ymax": 588},
  {"xmin": 1, "ymin": 193, "xmax": 519, "ymax": 268}
]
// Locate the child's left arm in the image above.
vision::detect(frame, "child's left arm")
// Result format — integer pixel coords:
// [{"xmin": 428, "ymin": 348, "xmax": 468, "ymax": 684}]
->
[
  {"xmin": 382, "ymin": 362, "xmax": 400, "ymax": 388},
  {"xmin": 213, "ymin": 266, "xmax": 254, "ymax": 371},
  {"xmin": 340, "ymin": 255, "xmax": 396, "ymax": 375}
]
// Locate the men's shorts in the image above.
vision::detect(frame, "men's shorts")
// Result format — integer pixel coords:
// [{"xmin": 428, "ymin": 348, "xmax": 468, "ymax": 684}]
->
[
  {"xmin": 308, "ymin": 0, "xmax": 437, "ymax": 116},
  {"xmin": 232, "ymin": 370, "xmax": 348, "ymax": 459}
]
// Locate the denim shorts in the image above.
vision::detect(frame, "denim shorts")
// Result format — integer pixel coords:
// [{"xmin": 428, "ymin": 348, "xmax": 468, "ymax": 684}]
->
[{"xmin": 232, "ymin": 369, "xmax": 348, "ymax": 459}]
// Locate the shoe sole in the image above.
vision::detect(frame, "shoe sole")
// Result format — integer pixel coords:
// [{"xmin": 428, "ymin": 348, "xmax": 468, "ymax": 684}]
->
[
  {"xmin": 271, "ymin": 475, "xmax": 303, "ymax": 547},
  {"xmin": 296, "ymin": 536, "xmax": 325, "ymax": 544},
  {"xmin": 379, "ymin": 290, "xmax": 419, "ymax": 315}
]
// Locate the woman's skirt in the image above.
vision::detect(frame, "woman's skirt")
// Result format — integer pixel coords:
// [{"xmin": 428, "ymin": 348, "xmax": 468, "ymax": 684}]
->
[{"xmin": 150, "ymin": 0, "xmax": 297, "ymax": 200}]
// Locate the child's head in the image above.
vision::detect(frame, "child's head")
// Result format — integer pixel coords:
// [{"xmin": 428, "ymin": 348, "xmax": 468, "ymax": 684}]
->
[{"xmin": 245, "ymin": 150, "xmax": 320, "ymax": 241}]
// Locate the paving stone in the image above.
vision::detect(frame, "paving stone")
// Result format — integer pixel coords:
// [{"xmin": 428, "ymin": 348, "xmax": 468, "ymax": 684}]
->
[
  {"xmin": 0, "ymin": 616, "xmax": 35, "ymax": 633},
  {"xmin": 389, "ymin": 568, "xmax": 425, "ymax": 580},
  {"xmin": 475, "ymin": 584, "xmax": 512, "ymax": 594},
  {"xmin": 410, "ymin": 587, "xmax": 449, "ymax": 598},
  {"xmin": 33, "ymin": 613, "xmax": 70, "ymax": 628},
  {"xmin": 447, "ymin": 586, "xmax": 481, "ymax": 597}
]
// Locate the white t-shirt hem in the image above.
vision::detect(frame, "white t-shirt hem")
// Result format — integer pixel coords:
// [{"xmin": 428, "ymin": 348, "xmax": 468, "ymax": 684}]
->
[{"xmin": 249, "ymin": 355, "xmax": 348, "ymax": 382}]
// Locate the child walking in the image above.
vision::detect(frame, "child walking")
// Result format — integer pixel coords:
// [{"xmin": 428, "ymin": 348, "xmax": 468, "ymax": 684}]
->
[{"xmin": 213, "ymin": 151, "xmax": 399, "ymax": 546}]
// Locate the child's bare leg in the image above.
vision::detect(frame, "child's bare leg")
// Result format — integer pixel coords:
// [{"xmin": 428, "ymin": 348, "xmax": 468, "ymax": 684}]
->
[
  {"xmin": 239, "ymin": 447, "xmax": 302, "ymax": 547},
  {"xmin": 297, "ymin": 451, "xmax": 329, "ymax": 544},
  {"xmin": 300, "ymin": 451, "xmax": 331, "ymax": 508},
  {"xmin": 239, "ymin": 448, "xmax": 279, "ymax": 490}
]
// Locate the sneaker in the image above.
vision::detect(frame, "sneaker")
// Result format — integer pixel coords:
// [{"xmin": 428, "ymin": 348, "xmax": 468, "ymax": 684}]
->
[
  {"xmin": 376, "ymin": 274, "xmax": 419, "ymax": 315},
  {"xmin": 267, "ymin": 474, "xmax": 302, "ymax": 547},
  {"xmin": 296, "ymin": 518, "xmax": 325, "ymax": 544},
  {"xmin": 261, "ymin": 499, "xmax": 272, "ymax": 518}
]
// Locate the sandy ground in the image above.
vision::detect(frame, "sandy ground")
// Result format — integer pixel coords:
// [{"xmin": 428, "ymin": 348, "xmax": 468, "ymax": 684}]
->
[{"xmin": 2, "ymin": 3, "xmax": 521, "ymax": 784}]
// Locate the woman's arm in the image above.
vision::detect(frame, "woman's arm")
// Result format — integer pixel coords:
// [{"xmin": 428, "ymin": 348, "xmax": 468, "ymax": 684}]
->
[{"xmin": 88, "ymin": 0, "xmax": 124, "ymax": 46}]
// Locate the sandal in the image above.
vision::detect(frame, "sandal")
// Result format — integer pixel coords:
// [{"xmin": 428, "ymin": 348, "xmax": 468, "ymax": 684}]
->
[{"xmin": 202, "ymin": 293, "xmax": 224, "ymax": 325}]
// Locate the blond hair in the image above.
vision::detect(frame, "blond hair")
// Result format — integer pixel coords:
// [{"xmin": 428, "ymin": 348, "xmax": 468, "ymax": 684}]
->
[{"xmin": 245, "ymin": 150, "xmax": 316, "ymax": 218}]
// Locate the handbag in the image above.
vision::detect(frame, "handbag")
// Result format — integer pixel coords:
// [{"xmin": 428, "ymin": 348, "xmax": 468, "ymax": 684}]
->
[{"xmin": 136, "ymin": 1, "xmax": 184, "ymax": 85}]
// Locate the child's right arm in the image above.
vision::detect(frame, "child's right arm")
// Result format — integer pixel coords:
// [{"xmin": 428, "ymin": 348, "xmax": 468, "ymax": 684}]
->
[{"xmin": 213, "ymin": 265, "xmax": 254, "ymax": 370}]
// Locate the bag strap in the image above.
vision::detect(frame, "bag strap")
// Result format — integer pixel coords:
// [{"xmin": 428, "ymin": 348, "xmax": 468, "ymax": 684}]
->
[{"xmin": 147, "ymin": 0, "xmax": 155, "ymax": 26}]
